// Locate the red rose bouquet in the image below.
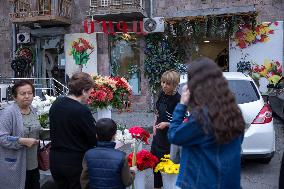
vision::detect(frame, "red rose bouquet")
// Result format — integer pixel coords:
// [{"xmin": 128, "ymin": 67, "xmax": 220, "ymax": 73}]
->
[
  {"xmin": 128, "ymin": 126, "xmax": 150, "ymax": 145},
  {"xmin": 88, "ymin": 75, "xmax": 132, "ymax": 111},
  {"xmin": 128, "ymin": 126, "xmax": 150, "ymax": 171},
  {"xmin": 128, "ymin": 149, "xmax": 158, "ymax": 171}
]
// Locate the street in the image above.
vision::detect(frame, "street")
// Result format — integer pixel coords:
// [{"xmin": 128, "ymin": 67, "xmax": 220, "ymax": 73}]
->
[{"xmin": 241, "ymin": 117, "xmax": 284, "ymax": 189}]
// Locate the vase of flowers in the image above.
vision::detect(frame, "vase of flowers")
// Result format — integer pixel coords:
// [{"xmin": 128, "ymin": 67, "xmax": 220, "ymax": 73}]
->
[
  {"xmin": 88, "ymin": 75, "xmax": 132, "ymax": 115},
  {"xmin": 155, "ymin": 154, "xmax": 180, "ymax": 189},
  {"xmin": 97, "ymin": 106, "xmax": 112, "ymax": 119},
  {"xmin": 127, "ymin": 149, "xmax": 159, "ymax": 189}
]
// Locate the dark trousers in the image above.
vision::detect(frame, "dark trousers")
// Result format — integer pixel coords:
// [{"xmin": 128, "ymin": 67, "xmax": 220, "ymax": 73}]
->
[
  {"xmin": 280, "ymin": 152, "xmax": 284, "ymax": 189},
  {"xmin": 50, "ymin": 150, "xmax": 83, "ymax": 189},
  {"xmin": 25, "ymin": 168, "xmax": 40, "ymax": 189},
  {"xmin": 153, "ymin": 171, "xmax": 163, "ymax": 188}
]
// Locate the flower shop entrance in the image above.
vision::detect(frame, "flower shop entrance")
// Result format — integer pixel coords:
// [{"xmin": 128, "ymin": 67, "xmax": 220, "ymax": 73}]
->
[
  {"xmin": 163, "ymin": 11, "xmax": 257, "ymax": 70},
  {"xmin": 191, "ymin": 39, "xmax": 229, "ymax": 71}
]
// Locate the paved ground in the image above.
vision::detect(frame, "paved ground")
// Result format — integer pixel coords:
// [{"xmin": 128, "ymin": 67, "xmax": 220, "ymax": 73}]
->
[{"xmin": 41, "ymin": 112, "xmax": 284, "ymax": 189}]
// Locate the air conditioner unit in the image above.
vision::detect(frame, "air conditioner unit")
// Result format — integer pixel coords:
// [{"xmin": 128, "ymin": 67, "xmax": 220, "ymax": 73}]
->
[
  {"xmin": 143, "ymin": 17, "xmax": 165, "ymax": 33},
  {"xmin": 17, "ymin": 33, "xmax": 30, "ymax": 44}
]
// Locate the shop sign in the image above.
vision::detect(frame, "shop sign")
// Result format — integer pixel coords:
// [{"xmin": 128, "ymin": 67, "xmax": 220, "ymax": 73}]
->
[{"xmin": 83, "ymin": 19, "xmax": 147, "ymax": 35}]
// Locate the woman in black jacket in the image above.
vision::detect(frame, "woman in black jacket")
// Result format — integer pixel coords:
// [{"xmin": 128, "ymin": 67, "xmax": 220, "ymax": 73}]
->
[
  {"xmin": 151, "ymin": 70, "xmax": 181, "ymax": 189},
  {"xmin": 49, "ymin": 72, "xmax": 97, "ymax": 189}
]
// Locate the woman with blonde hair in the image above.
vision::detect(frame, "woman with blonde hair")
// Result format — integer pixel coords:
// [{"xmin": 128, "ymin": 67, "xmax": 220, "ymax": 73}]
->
[{"xmin": 151, "ymin": 70, "xmax": 181, "ymax": 189}]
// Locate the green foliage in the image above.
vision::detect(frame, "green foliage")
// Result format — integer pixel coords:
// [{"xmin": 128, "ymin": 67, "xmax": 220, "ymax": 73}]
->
[{"xmin": 144, "ymin": 33, "xmax": 187, "ymax": 93}]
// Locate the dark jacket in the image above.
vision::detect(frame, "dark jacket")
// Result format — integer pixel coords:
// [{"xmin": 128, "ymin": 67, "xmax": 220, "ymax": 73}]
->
[
  {"xmin": 168, "ymin": 104, "xmax": 243, "ymax": 189},
  {"xmin": 81, "ymin": 141, "xmax": 134, "ymax": 189},
  {"xmin": 151, "ymin": 92, "xmax": 180, "ymax": 159}
]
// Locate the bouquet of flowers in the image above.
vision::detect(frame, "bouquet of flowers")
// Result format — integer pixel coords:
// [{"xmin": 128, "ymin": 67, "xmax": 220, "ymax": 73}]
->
[
  {"xmin": 154, "ymin": 154, "xmax": 180, "ymax": 174},
  {"xmin": 70, "ymin": 38, "xmax": 94, "ymax": 65},
  {"xmin": 88, "ymin": 75, "xmax": 132, "ymax": 111},
  {"xmin": 128, "ymin": 149, "xmax": 158, "ymax": 171},
  {"xmin": 234, "ymin": 22, "xmax": 276, "ymax": 49},
  {"xmin": 251, "ymin": 59, "xmax": 282, "ymax": 85},
  {"xmin": 128, "ymin": 126, "xmax": 150, "ymax": 171},
  {"xmin": 115, "ymin": 125, "xmax": 135, "ymax": 144},
  {"xmin": 31, "ymin": 95, "xmax": 56, "ymax": 128}
]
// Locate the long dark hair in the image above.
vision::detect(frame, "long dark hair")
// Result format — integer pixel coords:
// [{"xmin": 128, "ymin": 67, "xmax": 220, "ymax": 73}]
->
[{"xmin": 187, "ymin": 57, "xmax": 245, "ymax": 144}]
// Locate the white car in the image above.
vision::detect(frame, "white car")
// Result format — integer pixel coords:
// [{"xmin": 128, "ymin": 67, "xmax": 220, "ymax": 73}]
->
[{"xmin": 179, "ymin": 72, "xmax": 275, "ymax": 163}]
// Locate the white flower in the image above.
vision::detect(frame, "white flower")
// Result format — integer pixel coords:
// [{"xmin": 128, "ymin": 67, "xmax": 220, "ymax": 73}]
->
[
  {"xmin": 32, "ymin": 95, "xmax": 56, "ymax": 116},
  {"xmin": 115, "ymin": 129, "xmax": 135, "ymax": 144}
]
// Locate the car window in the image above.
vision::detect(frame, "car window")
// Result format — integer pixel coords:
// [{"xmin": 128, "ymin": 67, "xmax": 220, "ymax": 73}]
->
[{"xmin": 227, "ymin": 80, "xmax": 260, "ymax": 104}]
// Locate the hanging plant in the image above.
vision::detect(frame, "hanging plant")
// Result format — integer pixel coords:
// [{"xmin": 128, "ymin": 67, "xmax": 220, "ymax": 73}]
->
[
  {"xmin": 16, "ymin": 46, "xmax": 35, "ymax": 65},
  {"xmin": 144, "ymin": 33, "xmax": 187, "ymax": 93}
]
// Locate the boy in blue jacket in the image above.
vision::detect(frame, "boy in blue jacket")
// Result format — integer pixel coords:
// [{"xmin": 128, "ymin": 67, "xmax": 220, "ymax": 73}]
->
[{"xmin": 80, "ymin": 118, "xmax": 135, "ymax": 189}]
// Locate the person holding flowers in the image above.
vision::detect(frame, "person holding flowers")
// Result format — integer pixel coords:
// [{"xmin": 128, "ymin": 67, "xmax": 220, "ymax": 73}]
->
[
  {"xmin": 150, "ymin": 70, "xmax": 181, "ymax": 189},
  {"xmin": 49, "ymin": 72, "xmax": 97, "ymax": 189},
  {"xmin": 80, "ymin": 118, "xmax": 135, "ymax": 189},
  {"xmin": 168, "ymin": 57, "xmax": 245, "ymax": 189}
]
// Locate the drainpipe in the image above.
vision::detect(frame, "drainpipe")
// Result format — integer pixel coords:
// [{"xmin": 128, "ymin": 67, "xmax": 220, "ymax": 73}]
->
[
  {"xmin": 12, "ymin": 24, "xmax": 16, "ymax": 59},
  {"xmin": 150, "ymin": 0, "xmax": 153, "ymax": 18}
]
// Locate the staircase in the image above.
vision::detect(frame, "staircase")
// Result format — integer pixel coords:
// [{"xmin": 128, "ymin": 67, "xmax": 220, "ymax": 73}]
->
[{"xmin": 0, "ymin": 77, "xmax": 69, "ymax": 103}]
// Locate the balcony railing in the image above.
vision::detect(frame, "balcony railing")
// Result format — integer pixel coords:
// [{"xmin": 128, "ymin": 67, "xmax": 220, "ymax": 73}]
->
[
  {"xmin": 9, "ymin": 0, "xmax": 72, "ymax": 26},
  {"xmin": 87, "ymin": 0, "xmax": 147, "ymax": 19}
]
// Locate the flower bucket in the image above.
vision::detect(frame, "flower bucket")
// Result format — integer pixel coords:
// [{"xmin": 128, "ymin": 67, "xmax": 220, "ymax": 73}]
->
[
  {"xmin": 161, "ymin": 173, "xmax": 178, "ymax": 189},
  {"xmin": 97, "ymin": 106, "xmax": 111, "ymax": 119},
  {"xmin": 127, "ymin": 169, "xmax": 146, "ymax": 189}
]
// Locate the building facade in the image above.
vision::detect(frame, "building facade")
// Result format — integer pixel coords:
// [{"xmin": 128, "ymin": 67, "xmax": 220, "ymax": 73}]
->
[{"xmin": 0, "ymin": 0, "xmax": 284, "ymax": 111}]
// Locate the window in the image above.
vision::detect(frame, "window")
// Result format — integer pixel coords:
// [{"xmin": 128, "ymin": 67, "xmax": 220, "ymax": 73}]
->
[
  {"xmin": 227, "ymin": 80, "xmax": 260, "ymax": 104},
  {"xmin": 110, "ymin": 34, "xmax": 141, "ymax": 95}
]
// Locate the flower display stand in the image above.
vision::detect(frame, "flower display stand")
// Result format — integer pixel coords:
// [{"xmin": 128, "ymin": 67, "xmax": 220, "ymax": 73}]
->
[
  {"xmin": 161, "ymin": 173, "xmax": 178, "ymax": 189},
  {"xmin": 127, "ymin": 169, "xmax": 146, "ymax": 189},
  {"xmin": 97, "ymin": 106, "xmax": 111, "ymax": 119}
]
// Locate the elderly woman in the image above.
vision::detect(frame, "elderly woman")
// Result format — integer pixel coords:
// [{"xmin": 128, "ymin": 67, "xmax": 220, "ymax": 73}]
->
[
  {"xmin": 49, "ymin": 72, "xmax": 97, "ymax": 189},
  {"xmin": 0, "ymin": 80, "xmax": 41, "ymax": 189}
]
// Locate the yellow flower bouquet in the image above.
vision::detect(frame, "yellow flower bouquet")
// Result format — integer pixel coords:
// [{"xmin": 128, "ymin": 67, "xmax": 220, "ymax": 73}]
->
[{"xmin": 154, "ymin": 154, "xmax": 180, "ymax": 174}]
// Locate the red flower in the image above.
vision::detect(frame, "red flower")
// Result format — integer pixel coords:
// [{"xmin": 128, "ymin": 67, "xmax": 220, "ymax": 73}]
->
[
  {"xmin": 268, "ymin": 30, "xmax": 274, "ymax": 34},
  {"xmin": 128, "ymin": 150, "xmax": 159, "ymax": 171},
  {"xmin": 129, "ymin": 126, "xmax": 150, "ymax": 144}
]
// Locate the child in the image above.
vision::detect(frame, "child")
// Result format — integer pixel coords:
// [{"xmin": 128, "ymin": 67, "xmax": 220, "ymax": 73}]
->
[{"xmin": 80, "ymin": 118, "xmax": 135, "ymax": 189}]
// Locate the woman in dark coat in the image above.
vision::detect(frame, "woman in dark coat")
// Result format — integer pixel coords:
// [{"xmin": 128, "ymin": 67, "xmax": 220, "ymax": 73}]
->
[
  {"xmin": 151, "ymin": 70, "xmax": 181, "ymax": 189},
  {"xmin": 49, "ymin": 72, "xmax": 97, "ymax": 189}
]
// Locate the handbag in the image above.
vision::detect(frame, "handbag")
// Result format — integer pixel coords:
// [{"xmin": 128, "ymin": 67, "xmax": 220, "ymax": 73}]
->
[{"xmin": 37, "ymin": 140, "xmax": 51, "ymax": 171}]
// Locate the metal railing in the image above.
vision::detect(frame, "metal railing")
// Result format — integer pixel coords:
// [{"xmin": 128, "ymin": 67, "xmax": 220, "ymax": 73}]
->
[
  {"xmin": 0, "ymin": 77, "xmax": 69, "ymax": 102},
  {"xmin": 9, "ymin": 0, "xmax": 72, "ymax": 21},
  {"xmin": 88, "ymin": 0, "xmax": 145, "ymax": 15}
]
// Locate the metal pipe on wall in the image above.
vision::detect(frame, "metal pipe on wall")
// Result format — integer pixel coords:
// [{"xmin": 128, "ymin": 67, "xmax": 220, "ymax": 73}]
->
[{"xmin": 150, "ymin": 0, "xmax": 153, "ymax": 18}]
